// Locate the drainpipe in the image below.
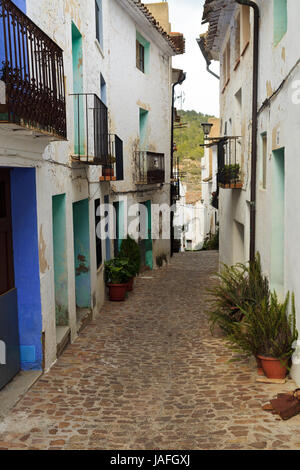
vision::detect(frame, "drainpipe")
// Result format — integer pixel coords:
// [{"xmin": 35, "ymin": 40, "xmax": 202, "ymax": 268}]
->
[
  {"xmin": 170, "ymin": 71, "xmax": 186, "ymax": 257},
  {"xmin": 235, "ymin": 0, "xmax": 259, "ymax": 263},
  {"xmin": 196, "ymin": 37, "xmax": 220, "ymax": 80}
]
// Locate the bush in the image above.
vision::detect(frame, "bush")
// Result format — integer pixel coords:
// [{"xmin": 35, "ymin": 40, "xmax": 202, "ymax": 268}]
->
[
  {"xmin": 226, "ymin": 292, "xmax": 298, "ymax": 362},
  {"xmin": 207, "ymin": 253, "xmax": 269, "ymax": 335},
  {"xmin": 118, "ymin": 236, "xmax": 141, "ymax": 276},
  {"xmin": 202, "ymin": 229, "xmax": 219, "ymax": 251}
]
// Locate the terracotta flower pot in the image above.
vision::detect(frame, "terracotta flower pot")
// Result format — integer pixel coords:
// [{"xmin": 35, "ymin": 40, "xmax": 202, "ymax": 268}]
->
[
  {"xmin": 127, "ymin": 277, "xmax": 134, "ymax": 292},
  {"xmin": 103, "ymin": 167, "xmax": 114, "ymax": 177},
  {"xmin": 108, "ymin": 283, "xmax": 127, "ymax": 301},
  {"xmin": 258, "ymin": 355, "xmax": 288, "ymax": 380},
  {"xmin": 255, "ymin": 356, "xmax": 265, "ymax": 376}
]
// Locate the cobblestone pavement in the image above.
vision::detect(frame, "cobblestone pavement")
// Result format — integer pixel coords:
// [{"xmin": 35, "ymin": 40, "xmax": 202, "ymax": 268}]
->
[{"xmin": 1, "ymin": 251, "xmax": 300, "ymax": 450}]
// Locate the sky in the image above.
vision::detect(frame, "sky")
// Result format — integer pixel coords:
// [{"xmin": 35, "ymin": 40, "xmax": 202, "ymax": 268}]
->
[{"xmin": 144, "ymin": 0, "xmax": 220, "ymax": 117}]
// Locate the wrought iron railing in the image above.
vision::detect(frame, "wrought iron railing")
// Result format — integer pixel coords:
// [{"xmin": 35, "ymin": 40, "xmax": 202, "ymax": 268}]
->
[
  {"xmin": 135, "ymin": 151, "xmax": 165, "ymax": 184},
  {"xmin": 171, "ymin": 179, "xmax": 180, "ymax": 201},
  {"xmin": 0, "ymin": 0, "xmax": 66, "ymax": 138},
  {"xmin": 217, "ymin": 137, "xmax": 242, "ymax": 188},
  {"xmin": 71, "ymin": 93, "xmax": 110, "ymax": 165},
  {"xmin": 99, "ymin": 134, "xmax": 124, "ymax": 181}
]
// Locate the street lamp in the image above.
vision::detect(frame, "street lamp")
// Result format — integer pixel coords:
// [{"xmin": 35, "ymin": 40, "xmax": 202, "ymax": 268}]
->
[{"xmin": 201, "ymin": 122, "xmax": 213, "ymax": 137}]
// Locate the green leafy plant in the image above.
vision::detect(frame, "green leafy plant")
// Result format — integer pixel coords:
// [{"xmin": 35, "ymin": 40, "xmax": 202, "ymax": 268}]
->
[
  {"xmin": 226, "ymin": 292, "xmax": 298, "ymax": 362},
  {"xmin": 104, "ymin": 258, "xmax": 132, "ymax": 285},
  {"xmin": 207, "ymin": 253, "xmax": 269, "ymax": 335},
  {"xmin": 202, "ymin": 229, "xmax": 219, "ymax": 251},
  {"xmin": 219, "ymin": 164, "xmax": 240, "ymax": 184},
  {"xmin": 118, "ymin": 236, "xmax": 141, "ymax": 276}
]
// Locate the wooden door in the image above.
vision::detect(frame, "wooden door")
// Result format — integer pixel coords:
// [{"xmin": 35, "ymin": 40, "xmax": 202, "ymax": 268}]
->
[{"xmin": 0, "ymin": 169, "xmax": 14, "ymax": 295}]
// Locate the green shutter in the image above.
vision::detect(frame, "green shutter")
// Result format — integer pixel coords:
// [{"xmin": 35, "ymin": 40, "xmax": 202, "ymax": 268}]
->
[{"xmin": 274, "ymin": 0, "xmax": 287, "ymax": 46}]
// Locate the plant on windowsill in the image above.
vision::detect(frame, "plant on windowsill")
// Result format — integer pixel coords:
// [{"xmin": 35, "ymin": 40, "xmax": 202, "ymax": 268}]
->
[
  {"xmin": 226, "ymin": 292, "xmax": 298, "ymax": 379},
  {"xmin": 219, "ymin": 164, "xmax": 240, "ymax": 186},
  {"xmin": 102, "ymin": 164, "xmax": 114, "ymax": 178},
  {"xmin": 118, "ymin": 235, "xmax": 141, "ymax": 291},
  {"xmin": 105, "ymin": 258, "xmax": 132, "ymax": 301}
]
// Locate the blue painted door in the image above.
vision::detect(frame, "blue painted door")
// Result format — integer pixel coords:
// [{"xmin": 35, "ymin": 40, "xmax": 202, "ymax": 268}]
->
[
  {"xmin": 142, "ymin": 200, "xmax": 153, "ymax": 270},
  {"xmin": 0, "ymin": 169, "xmax": 20, "ymax": 389}
]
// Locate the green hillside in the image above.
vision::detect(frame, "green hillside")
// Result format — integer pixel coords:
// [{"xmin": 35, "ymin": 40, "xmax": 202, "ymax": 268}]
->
[{"xmin": 174, "ymin": 110, "xmax": 214, "ymax": 192}]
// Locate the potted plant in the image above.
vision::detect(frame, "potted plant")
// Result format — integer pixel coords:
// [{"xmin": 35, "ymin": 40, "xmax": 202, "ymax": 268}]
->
[
  {"xmin": 104, "ymin": 258, "xmax": 132, "ymax": 301},
  {"xmin": 118, "ymin": 235, "xmax": 141, "ymax": 291},
  {"xmin": 256, "ymin": 292, "xmax": 298, "ymax": 379},
  {"xmin": 103, "ymin": 164, "xmax": 114, "ymax": 178},
  {"xmin": 226, "ymin": 292, "xmax": 298, "ymax": 379}
]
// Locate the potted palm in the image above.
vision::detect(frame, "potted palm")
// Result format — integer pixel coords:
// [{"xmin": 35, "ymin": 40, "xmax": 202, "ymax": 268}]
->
[
  {"xmin": 226, "ymin": 292, "xmax": 298, "ymax": 379},
  {"xmin": 105, "ymin": 258, "xmax": 132, "ymax": 301}
]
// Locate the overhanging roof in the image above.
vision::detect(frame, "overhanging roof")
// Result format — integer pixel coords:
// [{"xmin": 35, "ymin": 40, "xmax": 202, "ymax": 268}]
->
[
  {"xmin": 201, "ymin": 0, "xmax": 237, "ymax": 59},
  {"xmin": 120, "ymin": 0, "xmax": 185, "ymax": 55}
]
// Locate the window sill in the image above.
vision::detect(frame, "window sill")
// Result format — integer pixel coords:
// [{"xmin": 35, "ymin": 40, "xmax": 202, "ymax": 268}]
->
[{"xmin": 95, "ymin": 39, "xmax": 104, "ymax": 58}]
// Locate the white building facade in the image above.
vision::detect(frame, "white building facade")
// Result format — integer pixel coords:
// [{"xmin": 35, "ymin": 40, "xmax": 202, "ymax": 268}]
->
[{"xmin": 200, "ymin": 0, "xmax": 300, "ymax": 385}]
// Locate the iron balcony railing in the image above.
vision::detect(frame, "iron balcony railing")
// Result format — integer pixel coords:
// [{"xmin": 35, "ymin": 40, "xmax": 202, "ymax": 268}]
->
[
  {"xmin": 71, "ymin": 93, "xmax": 124, "ymax": 178},
  {"xmin": 0, "ymin": 0, "xmax": 66, "ymax": 138},
  {"xmin": 171, "ymin": 179, "xmax": 180, "ymax": 201},
  {"xmin": 99, "ymin": 134, "xmax": 124, "ymax": 181},
  {"xmin": 135, "ymin": 151, "xmax": 165, "ymax": 184},
  {"xmin": 217, "ymin": 136, "xmax": 242, "ymax": 188}
]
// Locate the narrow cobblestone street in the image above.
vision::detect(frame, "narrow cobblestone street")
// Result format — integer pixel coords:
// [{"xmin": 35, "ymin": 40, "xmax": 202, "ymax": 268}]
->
[{"xmin": 1, "ymin": 252, "xmax": 300, "ymax": 450}]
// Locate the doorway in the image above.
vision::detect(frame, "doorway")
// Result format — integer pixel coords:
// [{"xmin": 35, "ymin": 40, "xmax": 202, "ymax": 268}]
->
[
  {"xmin": 73, "ymin": 199, "xmax": 91, "ymax": 333},
  {"xmin": 0, "ymin": 169, "xmax": 20, "ymax": 390},
  {"xmin": 271, "ymin": 147, "xmax": 285, "ymax": 296}
]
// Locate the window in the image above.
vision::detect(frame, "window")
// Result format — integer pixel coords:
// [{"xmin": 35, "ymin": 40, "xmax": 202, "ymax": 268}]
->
[
  {"xmin": 136, "ymin": 42, "xmax": 145, "ymax": 72},
  {"xmin": 274, "ymin": 0, "xmax": 287, "ymax": 45},
  {"xmin": 95, "ymin": 199, "xmax": 102, "ymax": 268},
  {"xmin": 136, "ymin": 32, "xmax": 150, "ymax": 74},
  {"xmin": 222, "ymin": 40, "xmax": 230, "ymax": 88},
  {"xmin": 95, "ymin": 0, "xmax": 103, "ymax": 48},
  {"xmin": 241, "ymin": 5, "xmax": 250, "ymax": 54},
  {"xmin": 261, "ymin": 133, "xmax": 267, "ymax": 189}
]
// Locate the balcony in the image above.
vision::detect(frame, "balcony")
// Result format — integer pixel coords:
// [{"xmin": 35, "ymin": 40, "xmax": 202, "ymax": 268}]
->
[
  {"xmin": 71, "ymin": 93, "xmax": 123, "ymax": 180},
  {"xmin": 135, "ymin": 151, "xmax": 165, "ymax": 184},
  {"xmin": 217, "ymin": 137, "xmax": 243, "ymax": 189},
  {"xmin": 0, "ymin": 0, "xmax": 66, "ymax": 139}
]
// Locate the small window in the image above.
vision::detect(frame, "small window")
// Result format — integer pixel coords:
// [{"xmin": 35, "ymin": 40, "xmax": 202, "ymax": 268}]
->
[
  {"xmin": 261, "ymin": 133, "xmax": 267, "ymax": 189},
  {"xmin": 136, "ymin": 41, "xmax": 145, "ymax": 73},
  {"xmin": 95, "ymin": 199, "xmax": 102, "ymax": 269},
  {"xmin": 241, "ymin": 5, "xmax": 250, "ymax": 54},
  {"xmin": 274, "ymin": 0, "xmax": 287, "ymax": 46},
  {"xmin": 95, "ymin": 0, "xmax": 103, "ymax": 48},
  {"xmin": 136, "ymin": 32, "xmax": 150, "ymax": 74},
  {"xmin": 235, "ymin": 13, "xmax": 241, "ymax": 65}
]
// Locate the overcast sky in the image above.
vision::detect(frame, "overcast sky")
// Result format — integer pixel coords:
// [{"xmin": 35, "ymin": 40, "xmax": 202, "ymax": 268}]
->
[{"xmin": 145, "ymin": 0, "xmax": 220, "ymax": 117}]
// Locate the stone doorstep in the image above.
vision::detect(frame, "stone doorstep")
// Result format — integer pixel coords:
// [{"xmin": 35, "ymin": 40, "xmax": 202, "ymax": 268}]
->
[
  {"xmin": 76, "ymin": 308, "xmax": 93, "ymax": 334},
  {"xmin": 0, "ymin": 370, "xmax": 42, "ymax": 421},
  {"xmin": 56, "ymin": 326, "xmax": 71, "ymax": 358}
]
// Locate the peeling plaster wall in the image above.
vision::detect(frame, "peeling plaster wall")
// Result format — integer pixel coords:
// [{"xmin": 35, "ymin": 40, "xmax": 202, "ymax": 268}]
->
[
  {"xmin": 107, "ymin": 0, "xmax": 173, "ymax": 265},
  {"xmin": 0, "ymin": 0, "xmax": 174, "ymax": 371},
  {"xmin": 254, "ymin": 0, "xmax": 300, "ymax": 385},
  {"xmin": 216, "ymin": 1, "xmax": 300, "ymax": 384}
]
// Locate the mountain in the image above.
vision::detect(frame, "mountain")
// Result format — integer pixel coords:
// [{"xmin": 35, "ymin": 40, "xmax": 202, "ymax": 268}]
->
[{"xmin": 174, "ymin": 110, "xmax": 215, "ymax": 196}]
